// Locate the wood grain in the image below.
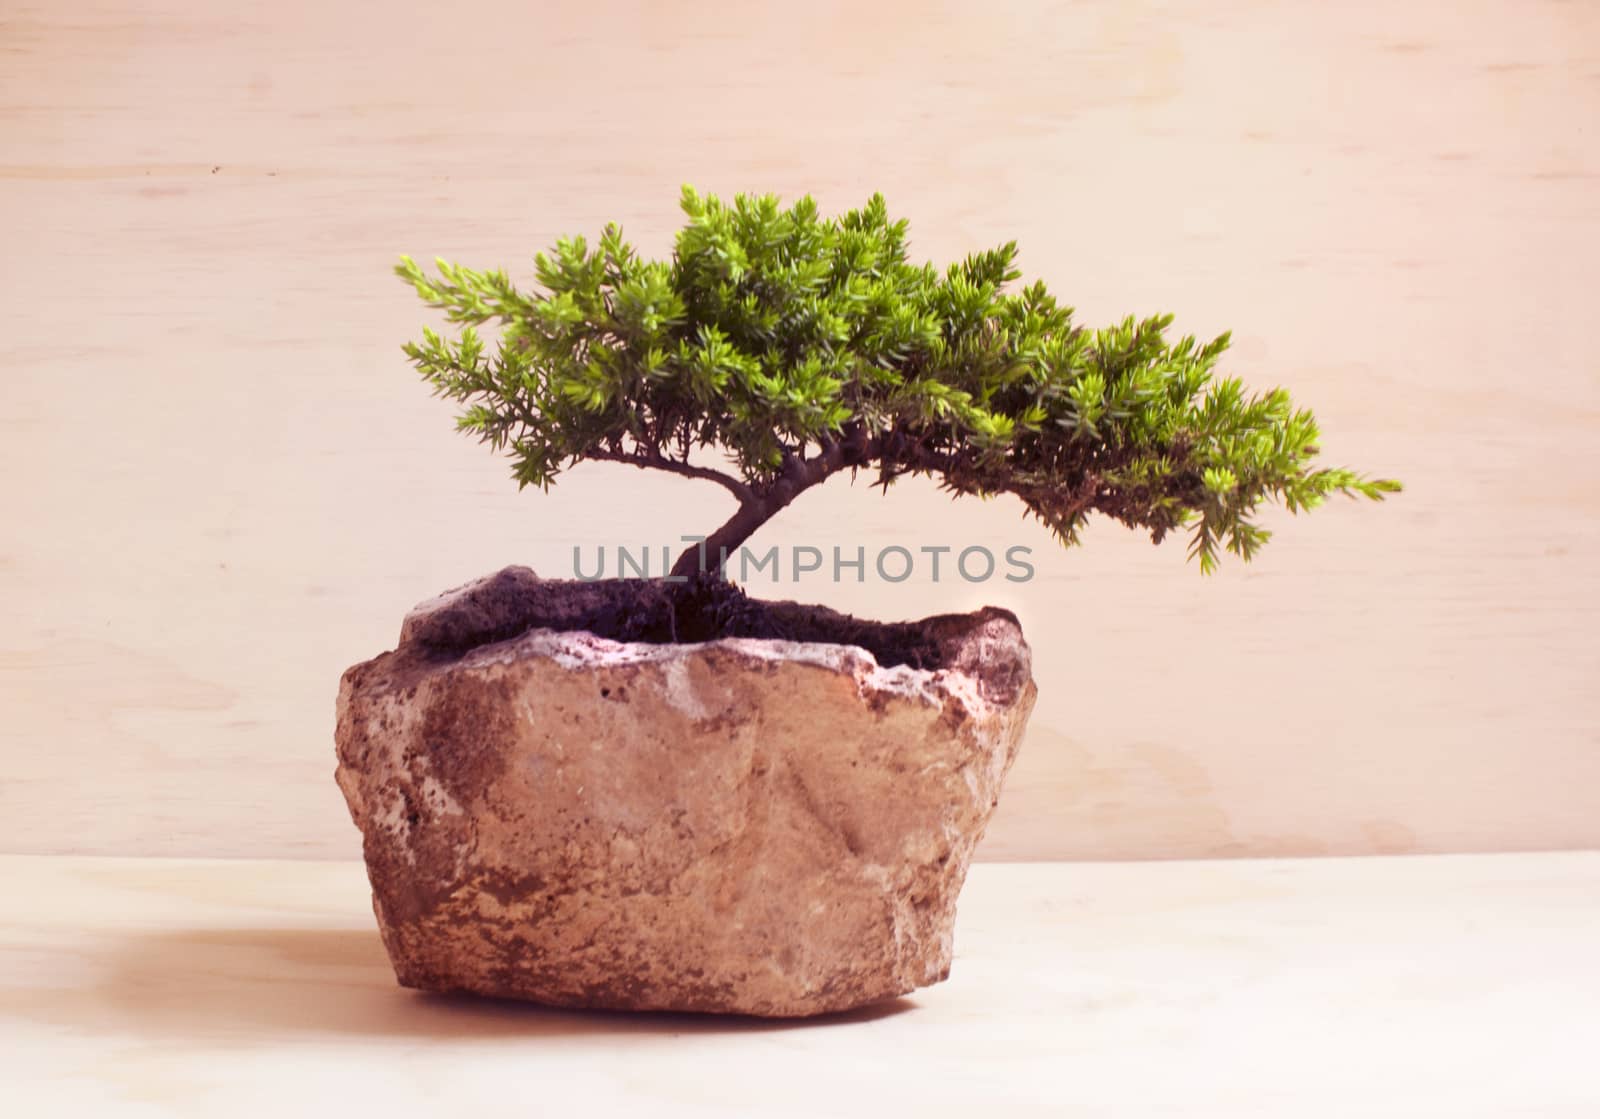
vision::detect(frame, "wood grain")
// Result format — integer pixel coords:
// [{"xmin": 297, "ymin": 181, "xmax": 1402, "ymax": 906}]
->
[{"xmin": 2, "ymin": 0, "xmax": 1597, "ymax": 859}]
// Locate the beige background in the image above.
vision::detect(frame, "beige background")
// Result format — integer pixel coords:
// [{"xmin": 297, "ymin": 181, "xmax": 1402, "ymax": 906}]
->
[{"xmin": 3, "ymin": 0, "xmax": 1596, "ymax": 861}]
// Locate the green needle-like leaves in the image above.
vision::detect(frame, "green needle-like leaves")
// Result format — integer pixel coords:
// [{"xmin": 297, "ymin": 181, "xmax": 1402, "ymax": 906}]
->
[{"xmin": 399, "ymin": 187, "xmax": 1399, "ymax": 574}]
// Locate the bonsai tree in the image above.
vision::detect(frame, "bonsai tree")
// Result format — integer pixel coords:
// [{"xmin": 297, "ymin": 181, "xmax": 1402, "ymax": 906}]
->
[{"xmin": 398, "ymin": 187, "xmax": 1397, "ymax": 581}]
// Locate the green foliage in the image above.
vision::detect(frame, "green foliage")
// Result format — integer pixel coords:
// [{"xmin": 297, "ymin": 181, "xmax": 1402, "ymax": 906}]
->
[{"xmin": 398, "ymin": 187, "xmax": 1398, "ymax": 573}]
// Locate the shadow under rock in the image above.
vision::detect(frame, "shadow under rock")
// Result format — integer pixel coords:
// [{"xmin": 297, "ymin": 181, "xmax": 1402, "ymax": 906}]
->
[{"xmin": 23, "ymin": 926, "xmax": 916, "ymax": 1044}]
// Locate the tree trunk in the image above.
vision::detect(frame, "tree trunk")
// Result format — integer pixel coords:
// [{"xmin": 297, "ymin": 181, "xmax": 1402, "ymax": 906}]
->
[
  {"xmin": 669, "ymin": 499, "xmax": 779, "ymax": 580},
  {"xmin": 667, "ymin": 442, "xmax": 856, "ymax": 580}
]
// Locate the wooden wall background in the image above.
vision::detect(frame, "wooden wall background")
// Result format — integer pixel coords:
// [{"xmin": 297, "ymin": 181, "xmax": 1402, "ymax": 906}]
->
[{"xmin": 4, "ymin": 0, "xmax": 1597, "ymax": 860}]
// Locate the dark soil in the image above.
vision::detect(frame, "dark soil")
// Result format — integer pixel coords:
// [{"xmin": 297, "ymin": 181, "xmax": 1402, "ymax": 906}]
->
[{"xmin": 402, "ymin": 567, "xmax": 987, "ymax": 671}]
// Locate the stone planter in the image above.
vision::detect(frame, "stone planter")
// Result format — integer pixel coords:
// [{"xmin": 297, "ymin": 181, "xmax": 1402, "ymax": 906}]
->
[{"xmin": 334, "ymin": 567, "xmax": 1035, "ymax": 1017}]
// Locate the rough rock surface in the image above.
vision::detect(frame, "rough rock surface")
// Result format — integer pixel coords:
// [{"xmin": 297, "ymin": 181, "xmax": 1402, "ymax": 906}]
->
[{"xmin": 335, "ymin": 567, "xmax": 1036, "ymax": 1017}]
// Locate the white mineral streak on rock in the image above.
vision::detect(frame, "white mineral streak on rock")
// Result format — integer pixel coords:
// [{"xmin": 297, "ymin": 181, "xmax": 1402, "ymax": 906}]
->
[{"xmin": 661, "ymin": 656, "xmax": 709, "ymax": 720}]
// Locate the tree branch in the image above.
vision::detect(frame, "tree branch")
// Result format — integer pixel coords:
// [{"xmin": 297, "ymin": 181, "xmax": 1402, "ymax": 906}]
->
[{"xmin": 587, "ymin": 448, "xmax": 756, "ymax": 505}]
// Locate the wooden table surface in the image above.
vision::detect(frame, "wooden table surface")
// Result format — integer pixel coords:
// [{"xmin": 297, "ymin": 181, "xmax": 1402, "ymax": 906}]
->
[{"xmin": 3, "ymin": 851, "xmax": 1595, "ymax": 1117}]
